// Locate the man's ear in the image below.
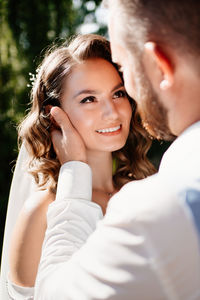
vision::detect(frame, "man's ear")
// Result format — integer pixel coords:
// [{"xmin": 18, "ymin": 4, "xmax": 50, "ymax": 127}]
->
[{"xmin": 144, "ymin": 42, "xmax": 174, "ymax": 90}]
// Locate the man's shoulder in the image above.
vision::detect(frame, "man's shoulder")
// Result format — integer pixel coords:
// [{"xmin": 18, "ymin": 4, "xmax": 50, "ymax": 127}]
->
[
  {"xmin": 108, "ymin": 174, "xmax": 169, "ymax": 218},
  {"xmin": 107, "ymin": 173, "xmax": 199, "ymax": 242},
  {"xmin": 104, "ymin": 174, "xmax": 200, "ymax": 298}
]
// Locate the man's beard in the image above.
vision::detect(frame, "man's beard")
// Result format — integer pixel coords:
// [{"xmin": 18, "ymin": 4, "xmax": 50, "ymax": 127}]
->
[{"xmin": 133, "ymin": 60, "xmax": 176, "ymax": 141}]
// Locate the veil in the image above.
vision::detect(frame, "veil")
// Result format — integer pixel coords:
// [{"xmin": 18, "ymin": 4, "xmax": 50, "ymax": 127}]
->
[{"xmin": 0, "ymin": 143, "xmax": 37, "ymax": 299}]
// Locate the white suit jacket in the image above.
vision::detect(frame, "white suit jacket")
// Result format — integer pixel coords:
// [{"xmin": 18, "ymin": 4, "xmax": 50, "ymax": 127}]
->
[{"xmin": 9, "ymin": 122, "xmax": 200, "ymax": 299}]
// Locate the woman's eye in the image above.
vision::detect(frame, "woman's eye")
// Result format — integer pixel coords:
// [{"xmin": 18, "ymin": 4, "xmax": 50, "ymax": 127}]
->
[
  {"xmin": 113, "ymin": 90, "xmax": 127, "ymax": 99},
  {"xmin": 80, "ymin": 96, "xmax": 95, "ymax": 104}
]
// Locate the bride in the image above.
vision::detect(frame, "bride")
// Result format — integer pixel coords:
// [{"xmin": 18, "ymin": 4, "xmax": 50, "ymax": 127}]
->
[{"xmin": 0, "ymin": 33, "xmax": 155, "ymax": 299}]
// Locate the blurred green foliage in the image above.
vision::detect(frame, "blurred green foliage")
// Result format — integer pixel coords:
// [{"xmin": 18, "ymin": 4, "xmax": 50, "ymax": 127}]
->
[{"xmin": 0, "ymin": 0, "xmax": 170, "ymax": 261}]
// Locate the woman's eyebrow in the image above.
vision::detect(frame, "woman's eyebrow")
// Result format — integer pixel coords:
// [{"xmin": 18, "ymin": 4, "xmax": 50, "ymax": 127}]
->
[
  {"xmin": 111, "ymin": 82, "xmax": 124, "ymax": 92},
  {"xmin": 73, "ymin": 82, "xmax": 124, "ymax": 99},
  {"xmin": 73, "ymin": 89, "xmax": 97, "ymax": 99}
]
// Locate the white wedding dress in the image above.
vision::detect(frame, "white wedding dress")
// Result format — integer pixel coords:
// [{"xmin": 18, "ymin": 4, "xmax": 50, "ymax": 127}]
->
[
  {"xmin": 0, "ymin": 144, "xmax": 37, "ymax": 300},
  {"xmin": 0, "ymin": 144, "xmax": 103, "ymax": 299}
]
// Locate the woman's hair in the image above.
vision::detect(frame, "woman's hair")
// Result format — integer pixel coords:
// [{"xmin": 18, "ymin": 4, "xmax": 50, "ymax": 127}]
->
[{"xmin": 19, "ymin": 33, "xmax": 156, "ymax": 193}]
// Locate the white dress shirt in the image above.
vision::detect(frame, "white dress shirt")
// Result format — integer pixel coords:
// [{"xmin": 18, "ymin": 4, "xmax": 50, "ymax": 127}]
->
[{"xmin": 8, "ymin": 122, "xmax": 200, "ymax": 299}]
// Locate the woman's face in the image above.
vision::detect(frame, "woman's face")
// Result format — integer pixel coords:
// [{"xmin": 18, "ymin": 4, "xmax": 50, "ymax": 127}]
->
[{"xmin": 61, "ymin": 58, "xmax": 132, "ymax": 152}]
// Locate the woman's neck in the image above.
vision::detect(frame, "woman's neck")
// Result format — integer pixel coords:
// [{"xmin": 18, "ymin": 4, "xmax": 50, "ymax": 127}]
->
[{"xmin": 86, "ymin": 150, "xmax": 114, "ymax": 193}]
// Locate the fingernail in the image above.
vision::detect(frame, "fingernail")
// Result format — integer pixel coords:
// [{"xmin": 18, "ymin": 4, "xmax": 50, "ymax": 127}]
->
[{"xmin": 50, "ymin": 106, "xmax": 58, "ymax": 116}]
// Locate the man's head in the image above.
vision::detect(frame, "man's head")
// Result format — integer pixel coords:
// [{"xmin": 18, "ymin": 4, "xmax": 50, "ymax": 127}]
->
[{"xmin": 105, "ymin": 0, "xmax": 200, "ymax": 139}]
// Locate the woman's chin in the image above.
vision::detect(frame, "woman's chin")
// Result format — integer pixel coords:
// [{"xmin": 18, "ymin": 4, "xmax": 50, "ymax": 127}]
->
[{"xmin": 89, "ymin": 141, "xmax": 127, "ymax": 153}]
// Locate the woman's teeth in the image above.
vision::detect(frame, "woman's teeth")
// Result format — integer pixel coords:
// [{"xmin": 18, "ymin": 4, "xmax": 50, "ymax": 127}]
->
[{"xmin": 96, "ymin": 125, "xmax": 121, "ymax": 133}]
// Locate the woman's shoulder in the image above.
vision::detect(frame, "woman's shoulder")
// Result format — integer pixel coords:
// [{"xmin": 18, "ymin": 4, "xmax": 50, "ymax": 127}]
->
[
  {"xmin": 9, "ymin": 190, "xmax": 56, "ymax": 288},
  {"xmin": 11, "ymin": 189, "xmax": 55, "ymax": 246},
  {"xmin": 20, "ymin": 189, "xmax": 55, "ymax": 220}
]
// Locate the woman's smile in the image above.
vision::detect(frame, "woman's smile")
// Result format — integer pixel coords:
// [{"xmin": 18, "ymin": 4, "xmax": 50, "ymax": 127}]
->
[{"xmin": 96, "ymin": 124, "xmax": 122, "ymax": 135}]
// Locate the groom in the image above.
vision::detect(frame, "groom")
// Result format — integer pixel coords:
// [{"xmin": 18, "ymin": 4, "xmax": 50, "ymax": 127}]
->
[{"xmin": 35, "ymin": 0, "xmax": 200, "ymax": 299}]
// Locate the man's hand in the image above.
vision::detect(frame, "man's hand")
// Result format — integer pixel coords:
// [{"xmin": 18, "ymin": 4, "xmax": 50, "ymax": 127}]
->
[{"xmin": 50, "ymin": 107, "xmax": 87, "ymax": 165}]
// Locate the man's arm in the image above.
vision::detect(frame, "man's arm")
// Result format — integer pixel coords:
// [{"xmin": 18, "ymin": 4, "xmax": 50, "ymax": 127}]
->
[{"xmin": 35, "ymin": 172, "xmax": 200, "ymax": 299}]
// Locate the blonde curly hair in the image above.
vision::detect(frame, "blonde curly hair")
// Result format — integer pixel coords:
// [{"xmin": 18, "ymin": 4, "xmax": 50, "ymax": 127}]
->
[{"xmin": 19, "ymin": 34, "xmax": 156, "ymax": 193}]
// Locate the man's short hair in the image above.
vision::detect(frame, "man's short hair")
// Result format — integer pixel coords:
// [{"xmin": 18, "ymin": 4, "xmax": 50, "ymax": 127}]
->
[{"xmin": 105, "ymin": 0, "xmax": 200, "ymax": 57}]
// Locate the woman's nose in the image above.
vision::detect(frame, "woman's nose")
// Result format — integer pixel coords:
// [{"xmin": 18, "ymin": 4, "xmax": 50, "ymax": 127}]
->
[{"xmin": 101, "ymin": 100, "xmax": 119, "ymax": 121}]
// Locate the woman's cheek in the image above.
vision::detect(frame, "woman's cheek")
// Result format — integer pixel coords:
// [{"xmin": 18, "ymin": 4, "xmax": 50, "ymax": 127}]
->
[
  {"xmin": 70, "ymin": 115, "xmax": 93, "ymax": 139},
  {"xmin": 123, "ymin": 99, "xmax": 133, "ymax": 124}
]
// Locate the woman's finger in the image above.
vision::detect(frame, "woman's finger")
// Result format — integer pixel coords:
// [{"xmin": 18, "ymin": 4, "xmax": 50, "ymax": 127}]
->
[
  {"xmin": 50, "ymin": 106, "xmax": 72, "ymax": 133},
  {"xmin": 50, "ymin": 106, "xmax": 87, "ymax": 164}
]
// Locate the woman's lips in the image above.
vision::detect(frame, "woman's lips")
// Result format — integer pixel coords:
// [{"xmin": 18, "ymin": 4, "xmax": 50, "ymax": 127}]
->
[{"xmin": 96, "ymin": 125, "xmax": 122, "ymax": 135}]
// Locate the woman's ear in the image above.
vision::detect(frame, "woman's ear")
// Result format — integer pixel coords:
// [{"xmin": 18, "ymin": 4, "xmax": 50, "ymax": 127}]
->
[{"xmin": 143, "ymin": 42, "xmax": 174, "ymax": 91}]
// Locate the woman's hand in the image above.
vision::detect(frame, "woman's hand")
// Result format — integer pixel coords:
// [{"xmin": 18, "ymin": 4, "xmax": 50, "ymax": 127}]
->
[{"xmin": 50, "ymin": 107, "xmax": 87, "ymax": 165}]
